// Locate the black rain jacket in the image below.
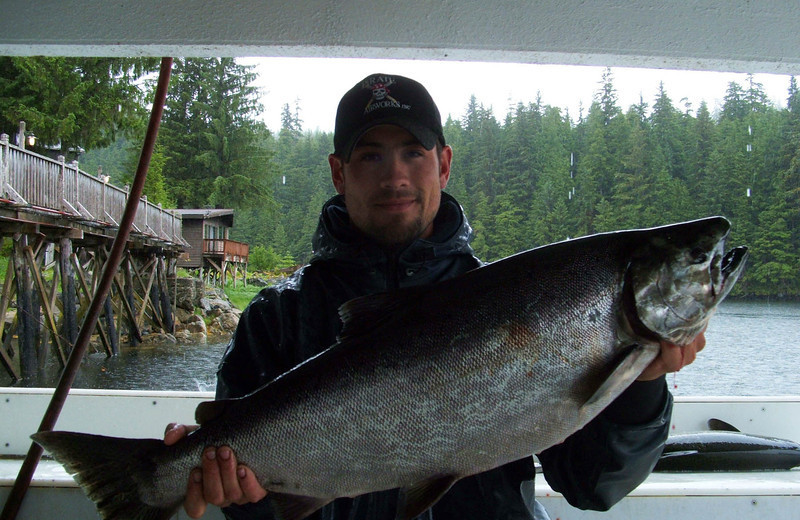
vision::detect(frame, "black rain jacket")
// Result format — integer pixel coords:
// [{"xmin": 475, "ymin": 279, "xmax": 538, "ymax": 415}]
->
[{"xmin": 216, "ymin": 192, "xmax": 673, "ymax": 520}]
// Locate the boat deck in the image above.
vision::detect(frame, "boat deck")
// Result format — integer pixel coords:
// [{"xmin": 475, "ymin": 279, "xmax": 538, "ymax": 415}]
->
[{"xmin": 2, "ymin": 389, "xmax": 799, "ymax": 519}]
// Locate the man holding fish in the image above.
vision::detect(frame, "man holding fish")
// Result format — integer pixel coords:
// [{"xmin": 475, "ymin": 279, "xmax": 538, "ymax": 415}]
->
[{"xmin": 166, "ymin": 73, "xmax": 710, "ymax": 520}]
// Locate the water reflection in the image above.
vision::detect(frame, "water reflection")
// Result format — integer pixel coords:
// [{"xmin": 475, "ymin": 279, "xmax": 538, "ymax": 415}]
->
[
  {"xmin": 78, "ymin": 342, "xmax": 230, "ymax": 391},
  {"xmin": 9, "ymin": 341, "xmax": 229, "ymax": 392}
]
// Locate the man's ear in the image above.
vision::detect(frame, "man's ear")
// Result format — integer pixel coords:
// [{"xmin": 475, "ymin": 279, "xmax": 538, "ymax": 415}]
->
[
  {"xmin": 439, "ymin": 145, "xmax": 453, "ymax": 189},
  {"xmin": 329, "ymin": 154, "xmax": 345, "ymax": 194}
]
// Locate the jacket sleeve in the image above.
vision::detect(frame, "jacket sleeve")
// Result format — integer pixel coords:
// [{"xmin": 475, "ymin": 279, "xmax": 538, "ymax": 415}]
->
[
  {"xmin": 215, "ymin": 287, "xmax": 298, "ymax": 520},
  {"xmin": 537, "ymin": 376, "xmax": 672, "ymax": 511},
  {"xmin": 216, "ymin": 285, "xmax": 299, "ymax": 400}
]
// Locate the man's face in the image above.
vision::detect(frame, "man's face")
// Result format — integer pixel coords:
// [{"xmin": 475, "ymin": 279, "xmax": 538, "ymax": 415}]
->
[{"xmin": 329, "ymin": 125, "xmax": 452, "ymax": 247}]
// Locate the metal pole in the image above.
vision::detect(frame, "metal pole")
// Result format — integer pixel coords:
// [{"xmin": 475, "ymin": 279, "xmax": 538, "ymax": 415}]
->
[{"xmin": 0, "ymin": 57, "xmax": 173, "ymax": 520}]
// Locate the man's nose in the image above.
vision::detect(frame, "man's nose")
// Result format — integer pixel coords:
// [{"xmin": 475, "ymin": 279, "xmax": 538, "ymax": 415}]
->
[{"xmin": 380, "ymin": 154, "xmax": 411, "ymax": 188}]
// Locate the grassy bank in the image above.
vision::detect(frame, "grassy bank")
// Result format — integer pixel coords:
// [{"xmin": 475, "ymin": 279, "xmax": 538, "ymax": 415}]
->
[{"xmin": 223, "ymin": 284, "xmax": 262, "ymax": 310}]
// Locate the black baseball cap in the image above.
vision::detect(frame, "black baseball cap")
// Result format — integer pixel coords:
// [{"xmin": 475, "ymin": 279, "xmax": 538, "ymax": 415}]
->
[{"xmin": 333, "ymin": 73, "xmax": 446, "ymax": 162}]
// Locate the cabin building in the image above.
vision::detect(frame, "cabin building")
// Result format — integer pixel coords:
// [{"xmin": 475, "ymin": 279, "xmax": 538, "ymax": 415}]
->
[{"xmin": 174, "ymin": 209, "xmax": 249, "ymax": 287}]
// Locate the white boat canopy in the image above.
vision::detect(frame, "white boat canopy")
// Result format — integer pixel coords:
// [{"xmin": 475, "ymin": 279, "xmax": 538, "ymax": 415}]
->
[{"xmin": 1, "ymin": 0, "xmax": 798, "ymax": 75}]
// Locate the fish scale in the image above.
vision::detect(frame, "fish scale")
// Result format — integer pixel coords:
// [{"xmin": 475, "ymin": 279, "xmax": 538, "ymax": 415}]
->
[{"xmin": 33, "ymin": 216, "xmax": 748, "ymax": 520}]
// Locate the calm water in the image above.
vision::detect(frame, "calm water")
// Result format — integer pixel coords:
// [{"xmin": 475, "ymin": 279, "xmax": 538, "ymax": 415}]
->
[
  {"xmin": 670, "ymin": 300, "xmax": 800, "ymax": 397},
  {"xmin": 7, "ymin": 301, "xmax": 800, "ymax": 396},
  {"xmin": 71, "ymin": 341, "xmax": 230, "ymax": 392}
]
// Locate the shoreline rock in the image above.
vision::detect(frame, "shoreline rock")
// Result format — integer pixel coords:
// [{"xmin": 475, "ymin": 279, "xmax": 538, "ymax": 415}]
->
[{"xmin": 142, "ymin": 279, "xmax": 241, "ymax": 348}]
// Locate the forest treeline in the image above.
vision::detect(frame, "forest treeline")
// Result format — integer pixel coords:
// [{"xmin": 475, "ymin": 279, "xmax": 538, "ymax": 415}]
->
[{"xmin": 3, "ymin": 58, "xmax": 798, "ymax": 297}]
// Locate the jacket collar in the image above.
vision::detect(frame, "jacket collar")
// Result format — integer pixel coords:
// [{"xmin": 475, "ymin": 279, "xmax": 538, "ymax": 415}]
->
[{"xmin": 310, "ymin": 192, "xmax": 475, "ymax": 266}]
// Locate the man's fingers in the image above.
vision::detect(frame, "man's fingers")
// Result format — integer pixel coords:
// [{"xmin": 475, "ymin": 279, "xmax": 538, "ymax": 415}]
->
[
  {"xmin": 164, "ymin": 423, "xmax": 184, "ymax": 446},
  {"xmin": 184, "ymin": 469, "xmax": 207, "ymax": 519},
  {"xmin": 164, "ymin": 423, "xmax": 199, "ymax": 446},
  {"xmin": 217, "ymin": 446, "xmax": 244, "ymax": 504},
  {"xmin": 670, "ymin": 333, "xmax": 706, "ymax": 372},
  {"xmin": 637, "ymin": 332, "xmax": 707, "ymax": 381},
  {"xmin": 693, "ymin": 333, "xmax": 706, "ymax": 353},
  {"xmin": 661, "ymin": 342, "xmax": 684, "ymax": 372},
  {"xmin": 237, "ymin": 465, "xmax": 268, "ymax": 503},
  {"xmin": 170, "ymin": 435, "xmax": 266, "ymax": 514},
  {"xmin": 202, "ymin": 447, "xmax": 227, "ymax": 506}
]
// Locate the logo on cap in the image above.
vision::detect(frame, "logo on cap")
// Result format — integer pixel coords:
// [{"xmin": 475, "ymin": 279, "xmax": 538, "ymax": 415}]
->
[{"xmin": 362, "ymin": 75, "xmax": 411, "ymax": 114}]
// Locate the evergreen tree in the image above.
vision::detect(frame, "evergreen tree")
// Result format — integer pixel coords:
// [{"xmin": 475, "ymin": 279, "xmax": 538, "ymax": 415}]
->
[
  {"xmin": 530, "ymin": 106, "xmax": 574, "ymax": 244},
  {"xmin": 0, "ymin": 57, "xmax": 158, "ymax": 159},
  {"xmin": 158, "ymin": 58, "xmax": 274, "ymax": 210},
  {"xmin": 721, "ymin": 81, "xmax": 749, "ymax": 121},
  {"xmin": 272, "ymin": 127, "xmax": 335, "ymax": 262},
  {"xmin": 650, "ymin": 83, "xmax": 686, "ymax": 181},
  {"xmin": 782, "ymin": 76, "xmax": 800, "ymax": 263},
  {"xmin": 575, "ymin": 69, "xmax": 625, "ymax": 235},
  {"xmin": 687, "ymin": 101, "xmax": 716, "ymax": 199}
]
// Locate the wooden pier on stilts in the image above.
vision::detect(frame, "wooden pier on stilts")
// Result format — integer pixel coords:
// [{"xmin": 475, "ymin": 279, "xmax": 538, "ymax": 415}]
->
[{"xmin": 0, "ymin": 133, "xmax": 188, "ymax": 384}]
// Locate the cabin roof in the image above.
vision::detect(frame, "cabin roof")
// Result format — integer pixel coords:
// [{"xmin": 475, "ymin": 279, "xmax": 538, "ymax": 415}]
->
[{"xmin": 173, "ymin": 209, "xmax": 234, "ymax": 226}]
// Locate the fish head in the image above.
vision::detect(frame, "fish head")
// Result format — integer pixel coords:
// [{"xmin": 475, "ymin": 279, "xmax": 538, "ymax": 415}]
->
[{"xmin": 629, "ymin": 217, "xmax": 748, "ymax": 345}]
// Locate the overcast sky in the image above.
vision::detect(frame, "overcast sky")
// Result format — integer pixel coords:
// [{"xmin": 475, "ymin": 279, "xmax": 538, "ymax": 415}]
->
[{"xmin": 239, "ymin": 57, "xmax": 795, "ymax": 134}]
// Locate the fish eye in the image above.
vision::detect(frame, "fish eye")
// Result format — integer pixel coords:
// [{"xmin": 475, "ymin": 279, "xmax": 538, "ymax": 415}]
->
[{"xmin": 689, "ymin": 248, "xmax": 708, "ymax": 264}]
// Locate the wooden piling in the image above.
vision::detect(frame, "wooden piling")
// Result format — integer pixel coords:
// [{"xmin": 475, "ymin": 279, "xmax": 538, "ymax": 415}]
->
[
  {"xmin": 13, "ymin": 235, "xmax": 36, "ymax": 380},
  {"xmin": 102, "ymin": 295, "xmax": 118, "ymax": 355},
  {"xmin": 59, "ymin": 238, "xmax": 78, "ymax": 354},
  {"xmin": 0, "ymin": 253, "xmax": 19, "ymax": 381},
  {"xmin": 123, "ymin": 255, "xmax": 140, "ymax": 347},
  {"xmin": 24, "ymin": 243, "xmax": 66, "ymax": 367},
  {"xmin": 157, "ymin": 256, "xmax": 174, "ymax": 333}
]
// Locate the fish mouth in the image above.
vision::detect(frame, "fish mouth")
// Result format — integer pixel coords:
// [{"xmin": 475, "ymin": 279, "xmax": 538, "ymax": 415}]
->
[
  {"xmin": 664, "ymin": 245, "xmax": 748, "ymax": 323},
  {"xmin": 716, "ymin": 246, "xmax": 748, "ymax": 301}
]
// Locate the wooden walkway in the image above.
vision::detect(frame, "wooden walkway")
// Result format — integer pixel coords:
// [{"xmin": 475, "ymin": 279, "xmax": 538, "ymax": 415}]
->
[
  {"xmin": 0, "ymin": 134, "xmax": 187, "ymax": 384},
  {"xmin": 0, "ymin": 135, "xmax": 185, "ymax": 250}
]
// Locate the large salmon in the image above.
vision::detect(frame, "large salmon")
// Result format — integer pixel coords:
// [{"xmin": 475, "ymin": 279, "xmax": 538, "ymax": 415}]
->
[{"xmin": 32, "ymin": 216, "xmax": 747, "ymax": 520}]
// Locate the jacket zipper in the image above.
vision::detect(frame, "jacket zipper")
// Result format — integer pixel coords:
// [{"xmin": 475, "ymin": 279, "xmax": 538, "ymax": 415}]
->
[{"xmin": 386, "ymin": 253, "xmax": 401, "ymax": 290}]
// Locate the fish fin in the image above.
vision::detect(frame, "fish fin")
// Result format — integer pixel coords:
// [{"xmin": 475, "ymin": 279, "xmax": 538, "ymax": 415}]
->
[
  {"xmin": 195, "ymin": 398, "xmax": 229, "ymax": 425},
  {"xmin": 660, "ymin": 450, "xmax": 700, "ymax": 458},
  {"xmin": 708, "ymin": 418, "xmax": 740, "ymax": 432},
  {"xmin": 396, "ymin": 475, "xmax": 459, "ymax": 520},
  {"xmin": 31, "ymin": 430, "xmax": 179, "ymax": 520},
  {"xmin": 583, "ymin": 343, "xmax": 660, "ymax": 412},
  {"xmin": 269, "ymin": 492, "xmax": 332, "ymax": 520},
  {"xmin": 338, "ymin": 285, "xmax": 433, "ymax": 341}
]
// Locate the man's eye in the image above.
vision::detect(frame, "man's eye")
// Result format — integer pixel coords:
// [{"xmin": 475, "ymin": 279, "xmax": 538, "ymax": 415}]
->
[{"xmin": 358, "ymin": 153, "xmax": 381, "ymax": 162}]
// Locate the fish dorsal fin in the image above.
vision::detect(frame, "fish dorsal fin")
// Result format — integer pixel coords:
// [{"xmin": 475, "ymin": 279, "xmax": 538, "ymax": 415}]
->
[
  {"xmin": 397, "ymin": 475, "xmax": 459, "ymax": 520},
  {"xmin": 269, "ymin": 493, "xmax": 332, "ymax": 520},
  {"xmin": 338, "ymin": 285, "xmax": 433, "ymax": 341},
  {"xmin": 582, "ymin": 343, "xmax": 660, "ymax": 414},
  {"xmin": 195, "ymin": 399, "xmax": 229, "ymax": 425},
  {"xmin": 660, "ymin": 449, "xmax": 700, "ymax": 458},
  {"xmin": 708, "ymin": 418, "xmax": 740, "ymax": 432}
]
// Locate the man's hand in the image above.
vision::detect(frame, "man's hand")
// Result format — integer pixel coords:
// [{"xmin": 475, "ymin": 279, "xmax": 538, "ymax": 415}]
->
[
  {"xmin": 164, "ymin": 423, "xmax": 268, "ymax": 519},
  {"xmin": 636, "ymin": 332, "xmax": 706, "ymax": 382}
]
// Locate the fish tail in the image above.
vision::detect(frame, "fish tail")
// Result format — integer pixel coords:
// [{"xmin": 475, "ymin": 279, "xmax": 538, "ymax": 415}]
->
[{"xmin": 31, "ymin": 430, "xmax": 181, "ymax": 520}]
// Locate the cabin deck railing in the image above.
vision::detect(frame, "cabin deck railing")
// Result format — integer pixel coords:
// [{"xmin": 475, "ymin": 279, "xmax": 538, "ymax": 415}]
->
[
  {"xmin": 203, "ymin": 238, "xmax": 249, "ymax": 262},
  {"xmin": 0, "ymin": 134, "xmax": 184, "ymax": 246}
]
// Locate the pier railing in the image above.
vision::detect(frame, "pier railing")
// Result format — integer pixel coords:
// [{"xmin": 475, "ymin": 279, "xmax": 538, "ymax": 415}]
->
[{"xmin": 0, "ymin": 134, "xmax": 184, "ymax": 246}]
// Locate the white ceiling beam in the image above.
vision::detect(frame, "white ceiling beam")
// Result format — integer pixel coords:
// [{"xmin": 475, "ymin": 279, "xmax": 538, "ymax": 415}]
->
[{"xmin": 2, "ymin": 1, "xmax": 798, "ymax": 74}]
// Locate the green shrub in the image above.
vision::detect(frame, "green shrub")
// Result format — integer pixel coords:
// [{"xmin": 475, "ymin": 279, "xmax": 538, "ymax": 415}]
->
[{"xmin": 248, "ymin": 245, "xmax": 294, "ymax": 272}]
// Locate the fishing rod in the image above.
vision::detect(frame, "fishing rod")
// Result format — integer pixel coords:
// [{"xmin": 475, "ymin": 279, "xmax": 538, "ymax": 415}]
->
[{"xmin": 0, "ymin": 57, "xmax": 174, "ymax": 520}]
